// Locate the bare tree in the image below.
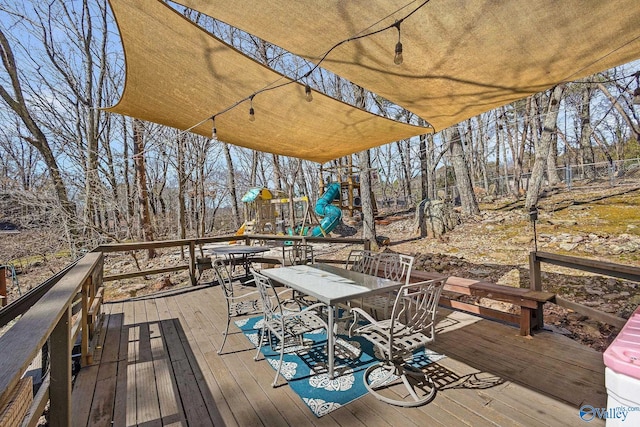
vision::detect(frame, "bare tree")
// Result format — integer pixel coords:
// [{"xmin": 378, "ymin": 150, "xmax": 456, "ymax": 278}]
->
[
  {"xmin": 418, "ymin": 132, "xmax": 429, "ymax": 201},
  {"xmin": 443, "ymin": 125, "xmax": 480, "ymax": 216},
  {"xmin": 353, "ymin": 85, "xmax": 377, "ymax": 248},
  {"xmin": 132, "ymin": 119, "xmax": 156, "ymax": 258},
  {"xmin": 0, "ymin": 28, "xmax": 75, "ymax": 223},
  {"xmin": 578, "ymin": 78, "xmax": 596, "ymax": 179},
  {"xmin": 596, "ymin": 73, "xmax": 640, "ymax": 154},
  {"xmin": 223, "ymin": 143, "xmax": 241, "ymax": 229},
  {"xmin": 525, "ymin": 84, "xmax": 565, "ymax": 210}
]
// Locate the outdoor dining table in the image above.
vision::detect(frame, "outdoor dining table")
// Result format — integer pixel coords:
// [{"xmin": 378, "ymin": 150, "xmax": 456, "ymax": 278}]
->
[
  {"xmin": 208, "ymin": 245, "xmax": 270, "ymax": 276},
  {"xmin": 260, "ymin": 263, "xmax": 403, "ymax": 378}
]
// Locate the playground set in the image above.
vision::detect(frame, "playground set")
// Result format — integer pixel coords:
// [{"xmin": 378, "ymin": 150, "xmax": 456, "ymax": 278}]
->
[{"xmin": 235, "ymin": 161, "xmax": 366, "ymax": 239}]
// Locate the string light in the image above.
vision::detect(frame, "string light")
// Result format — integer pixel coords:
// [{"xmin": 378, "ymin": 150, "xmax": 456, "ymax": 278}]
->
[
  {"xmin": 305, "ymin": 83, "xmax": 313, "ymax": 102},
  {"xmin": 634, "ymin": 72, "xmax": 640, "ymax": 105},
  {"xmin": 211, "ymin": 116, "xmax": 218, "ymax": 140},
  {"xmin": 393, "ymin": 20, "xmax": 404, "ymax": 65},
  {"xmin": 198, "ymin": 0, "xmax": 433, "ymax": 137},
  {"xmin": 249, "ymin": 95, "xmax": 256, "ymax": 121}
]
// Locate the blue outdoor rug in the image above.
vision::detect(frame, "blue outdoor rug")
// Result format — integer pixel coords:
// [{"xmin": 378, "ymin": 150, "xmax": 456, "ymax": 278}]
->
[{"xmin": 235, "ymin": 315, "xmax": 445, "ymax": 417}]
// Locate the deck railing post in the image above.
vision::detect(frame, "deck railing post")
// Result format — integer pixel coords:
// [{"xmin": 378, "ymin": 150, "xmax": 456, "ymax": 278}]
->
[
  {"xmin": 529, "ymin": 251, "xmax": 544, "ymax": 330},
  {"xmin": 0, "ymin": 265, "xmax": 6, "ymax": 307},
  {"xmin": 50, "ymin": 306, "xmax": 72, "ymax": 427},
  {"xmin": 189, "ymin": 241, "xmax": 196, "ymax": 286},
  {"xmin": 529, "ymin": 251, "xmax": 542, "ymax": 291},
  {"xmin": 81, "ymin": 277, "xmax": 91, "ymax": 366}
]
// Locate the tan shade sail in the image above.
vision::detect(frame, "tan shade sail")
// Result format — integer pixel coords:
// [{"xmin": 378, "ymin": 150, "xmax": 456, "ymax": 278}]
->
[
  {"xmin": 177, "ymin": 0, "xmax": 640, "ymax": 132},
  {"xmin": 105, "ymin": 0, "xmax": 428, "ymax": 164}
]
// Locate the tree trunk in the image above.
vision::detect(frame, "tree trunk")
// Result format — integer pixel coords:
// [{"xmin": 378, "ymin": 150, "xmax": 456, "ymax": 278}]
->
[
  {"xmin": 177, "ymin": 132, "xmax": 187, "ymax": 258},
  {"xmin": 443, "ymin": 125, "xmax": 480, "ymax": 216},
  {"xmin": 250, "ymin": 151, "xmax": 259, "ymax": 186},
  {"xmin": 546, "ymin": 130, "xmax": 561, "ymax": 185},
  {"xmin": 223, "ymin": 143, "xmax": 241, "ymax": 229},
  {"xmin": 353, "ymin": 85, "xmax": 377, "ymax": 249},
  {"xmin": 494, "ymin": 110, "xmax": 501, "ymax": 193},
  {"xmin": 427, "ymin": 134, "xmax": 437, "ymax": 200},
  {"xmin": 476, "ymin": 115, "xmax": 489, "ymax": 192},
  {"xmin": 132, "ymin": 119, "xmax": 156, "ymax": 258},
  {"xmin": 122, "ymin": 118, "xmax": 135, "ymax": 238},
  {"xmin": 579, "ymin": 80, "xmax": 596, "ymax": 179},
  {"xmin": 525, "ymin": 85, "xmax": 565, "ymax": 210},
  {"xmin": 419, "ymin": 132, "xmax": 428, "ymax": 201}
]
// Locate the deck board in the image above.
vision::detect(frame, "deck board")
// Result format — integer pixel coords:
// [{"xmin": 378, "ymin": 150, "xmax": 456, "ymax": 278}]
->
[{"xmin": 73, "ymin": 285, "xmax": 606, "ymax": 426}]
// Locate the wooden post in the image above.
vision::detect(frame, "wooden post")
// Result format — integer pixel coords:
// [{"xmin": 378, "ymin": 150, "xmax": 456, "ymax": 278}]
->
[
  {"xmin": 529, "ymin": 251, "xmax": 544, "ymax": 330},
  {"xmin": 189, "ymin": 242, "xmax": 196, "ymax": 286},
  {"xmin": 529, "ymin": 252, "xmax": 542, "ymax": 291},
  {"xmin": 0, "ymin": 266, "xmax": 6, "ymax": 307},
  {"xmin": 50, "ymin": 306, "xmax": 72, "ymax": 427},
  {"xmin": 81, "ymin": 278, "xmax": 91, "ymax": 366}
]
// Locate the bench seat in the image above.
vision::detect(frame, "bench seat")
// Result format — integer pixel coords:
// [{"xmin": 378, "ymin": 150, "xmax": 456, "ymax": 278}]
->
[{"xmin": 411, "ymin": 270, "xmax": 555, "ymax": 336}]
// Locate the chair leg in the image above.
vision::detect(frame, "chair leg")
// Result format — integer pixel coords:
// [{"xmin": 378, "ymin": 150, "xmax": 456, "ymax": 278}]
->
[
  {"xmin": 217, "ymin": 317, "xmax": 231, "ymax": 355},
  {"xmin": 273, "ymin": 336, "xmax": 285, "ymax": 387},
  {"xmin": 254, "ymin": 327, "xmax": 266, "ymax": 361}
]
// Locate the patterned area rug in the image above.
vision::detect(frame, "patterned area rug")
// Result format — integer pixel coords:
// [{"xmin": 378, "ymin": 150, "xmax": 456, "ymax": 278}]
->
[{"xmin": 235, "ymin": 315, "xmax": 445, "ymax": 417}]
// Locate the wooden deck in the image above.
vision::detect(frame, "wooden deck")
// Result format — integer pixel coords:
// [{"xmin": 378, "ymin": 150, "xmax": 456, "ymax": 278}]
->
[{"xmin": 72, "ymin": 284, "xmax": 607, "ymax": 427}]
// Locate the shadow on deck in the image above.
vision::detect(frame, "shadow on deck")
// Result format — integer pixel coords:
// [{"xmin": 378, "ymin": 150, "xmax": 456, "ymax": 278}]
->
[{"xmin": 72, "ymin": 285, "xmax": 606, "ymax": 426}]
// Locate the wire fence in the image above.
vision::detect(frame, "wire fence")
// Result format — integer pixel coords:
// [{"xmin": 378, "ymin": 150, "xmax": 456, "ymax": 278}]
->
[
  {"xmin": 488, "ymin": 157, "xmax": 640, "ymax": 197},
  {"xmin": 377, "ymin": 158, "xmax": 640, "ymax": 209}
]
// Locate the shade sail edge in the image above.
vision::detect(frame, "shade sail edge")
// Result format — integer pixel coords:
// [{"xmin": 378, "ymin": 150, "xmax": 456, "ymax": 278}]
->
[{"xmin": 106, "ymin": 0, "xmax": 432, "ymax": 163}]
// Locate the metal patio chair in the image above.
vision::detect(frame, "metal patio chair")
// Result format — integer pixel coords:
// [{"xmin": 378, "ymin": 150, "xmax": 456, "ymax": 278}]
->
[
  {"xmin": 345, "ymin": 249, "xmax": 379, "ymax": 275},
  {"xmin": 213, "ymin": 259, "xmax": 261, "ymax": 355},
  {"xmin": 287, "ymin": 243, "xmax": 315, "ymax": 265},
  {"xmin": 349, "ymin": 278, "xmax": 446, "ymax": 407},
  {"xmin": 361, "ymin": 252, "xmax": 415, "ymax": 319},
  {"xmin": 252, "ymin": 270, "xmax": 328, "ymax": 387}
]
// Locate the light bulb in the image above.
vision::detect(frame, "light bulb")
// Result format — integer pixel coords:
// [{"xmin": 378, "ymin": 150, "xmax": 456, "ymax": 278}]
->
[
  {"xmin": 633, "ymin": 88, "xmax": 640, "ymax": 105},
  {"xmin": 305, "ymin": 84, "xmax": 313, "ymax": 102},
  {"xmin": 212, "ymin": 126, "xmax": 218, "ymax": 140},
  {"xmin": 249, "ymin": 107, "xmax": 255, "ymax": 121},
  {"xmin": 394, "ymin": 41, "xmax": 403, "ymax": 65}
]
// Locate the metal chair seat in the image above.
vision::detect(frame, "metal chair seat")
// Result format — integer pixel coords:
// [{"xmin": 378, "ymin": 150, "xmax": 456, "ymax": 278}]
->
[
  {"xmin": 252, "ymin": 270, "xmax": 328, "ymax": 387},
  {"xmin": 213, "ymin": 259, "xmax": 262, "ymax": 355},
  {"xmin": 350, "ymin": 278, "xmax": 446, "ymax": 407}
]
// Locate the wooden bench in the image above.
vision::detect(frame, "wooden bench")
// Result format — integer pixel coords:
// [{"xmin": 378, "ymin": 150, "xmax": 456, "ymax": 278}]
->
[{"xmin": 411, "ymin": 270, "xmax": 556, "ymax": 336}]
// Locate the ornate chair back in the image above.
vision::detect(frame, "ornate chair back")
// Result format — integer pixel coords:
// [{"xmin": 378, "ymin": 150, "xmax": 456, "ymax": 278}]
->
[
  {"xmin": 288, "ymin": 243, "xmax": 314, "ymax": 265},
  {"xmin": 377, "ymin": 253, "xmax": 414, "ymax": 285},
  {"xmin": 346, "ymin": 249, "xmax": 379, "ymax": 275}
]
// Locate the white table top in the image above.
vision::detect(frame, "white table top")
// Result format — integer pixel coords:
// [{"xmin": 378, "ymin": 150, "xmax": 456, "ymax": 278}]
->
[{"xmin": 260, "ymin": 263, "xmax": 403, "ymax": 305}]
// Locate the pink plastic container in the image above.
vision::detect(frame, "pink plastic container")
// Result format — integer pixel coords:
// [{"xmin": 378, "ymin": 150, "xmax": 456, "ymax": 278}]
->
[
  {"xmin": 603, "ymin": 305, "xmax": 640, "ymax": 426},
  {"xmin": 604, "ymin": 306, "xmax": 640, "ymax": 379}
]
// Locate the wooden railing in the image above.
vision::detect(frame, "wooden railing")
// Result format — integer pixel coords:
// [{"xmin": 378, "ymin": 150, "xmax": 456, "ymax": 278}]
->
[
  {"xmin": 94, "ymin": 234, "xmax": 369, "ymax": 284},
  {"xmin": 529, "ymin": 251, "xmax": 640, "ymax": 329},
  {"xmin": 0, "ymin": 253, "xmax": 104, "ymax": 427},
  {"xmin": 0, "ymin": 234, "xmax": 368, "ymax": 425}
]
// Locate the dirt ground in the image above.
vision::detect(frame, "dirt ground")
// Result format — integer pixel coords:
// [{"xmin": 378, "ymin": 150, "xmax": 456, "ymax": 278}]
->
[
  {"xmin": 2, "ymin": 180, "xmax": 639, "ymax": 352},
  {"xmin": 375, "ymin": 181, "xmax": 640, "ymax": 351}
]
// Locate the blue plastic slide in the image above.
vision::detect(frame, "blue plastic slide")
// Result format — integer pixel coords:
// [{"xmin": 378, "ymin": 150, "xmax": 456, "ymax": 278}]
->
[{"xmin": 311, "ymin": 182, "xmax": 342, "ymax": 237}]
